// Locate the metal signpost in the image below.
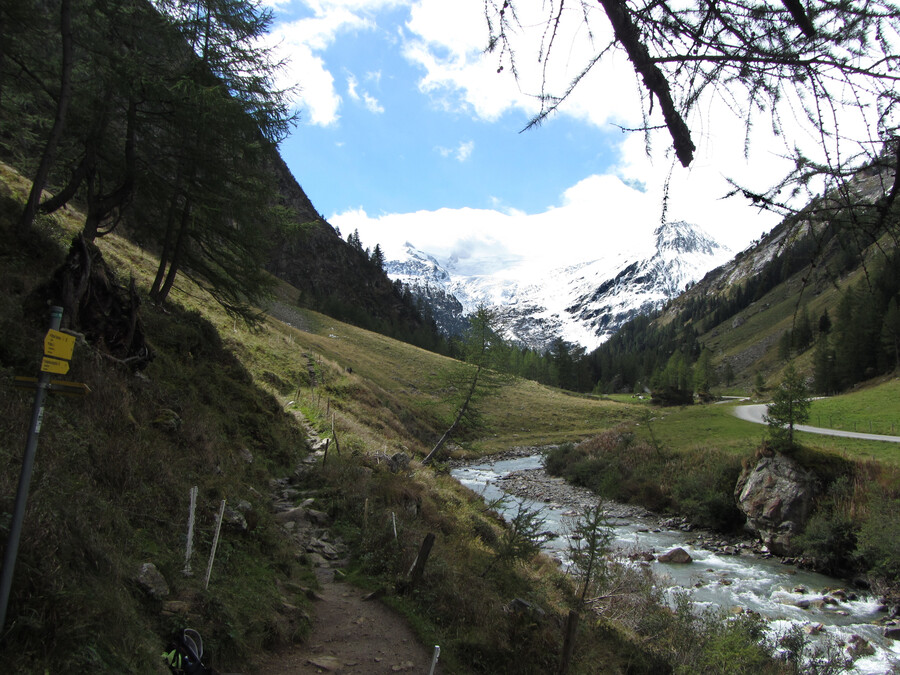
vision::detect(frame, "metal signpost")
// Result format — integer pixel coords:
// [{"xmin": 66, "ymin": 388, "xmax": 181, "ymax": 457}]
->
[{"xmin": 0, "ymin": 307, "xmax": 90, "ymax": 633}]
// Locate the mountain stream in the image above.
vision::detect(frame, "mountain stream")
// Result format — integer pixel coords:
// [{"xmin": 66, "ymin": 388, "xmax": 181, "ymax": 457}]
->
[{"xmin": 451, "ymin": 451, "xmax": 900, "ymax": 673}]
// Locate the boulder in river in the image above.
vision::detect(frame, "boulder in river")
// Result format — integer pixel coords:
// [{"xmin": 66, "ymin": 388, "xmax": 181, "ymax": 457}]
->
[
  {"xmin": 884, "ymin": 626, "xmax": 900, "ymax": 640},
  {"xmin": 734, "ymin": 453, "xmax": 820, "ymax": 556},
  {"xmin": 658, "ymin": 547, "xmax": 693, "ymax": 564}
]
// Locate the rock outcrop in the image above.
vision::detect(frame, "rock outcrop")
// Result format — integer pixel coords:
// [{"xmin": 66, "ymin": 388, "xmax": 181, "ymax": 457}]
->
[{"xmin": 734, "ymin": 453, "xmax": 820, "ymax": 555}]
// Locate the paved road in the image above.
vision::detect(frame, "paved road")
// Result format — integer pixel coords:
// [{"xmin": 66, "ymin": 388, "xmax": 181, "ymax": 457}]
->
[{"xmin": 732, "ymin": 403, "xmax": 900, "ymax": 443}]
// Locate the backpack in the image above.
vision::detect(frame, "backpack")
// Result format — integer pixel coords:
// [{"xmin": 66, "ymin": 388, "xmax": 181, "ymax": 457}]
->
[{"xmin": 162, "ymin": 628, "xmax": 217, "ymax": 675}]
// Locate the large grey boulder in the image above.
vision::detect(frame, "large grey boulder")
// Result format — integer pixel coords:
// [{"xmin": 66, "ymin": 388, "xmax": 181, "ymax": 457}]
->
[{"xmin": 734, "ymin": 453, "xmax": 819, "ymax": 555}]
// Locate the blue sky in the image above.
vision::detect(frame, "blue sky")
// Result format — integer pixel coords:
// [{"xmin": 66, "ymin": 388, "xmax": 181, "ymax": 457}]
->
[{"xmin": 263, "ymin": 0, "xmax": 789, "ymax": 268}]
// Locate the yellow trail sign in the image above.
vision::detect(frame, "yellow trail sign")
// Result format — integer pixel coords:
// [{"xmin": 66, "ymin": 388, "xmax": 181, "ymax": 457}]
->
[
  {"xmin": 40, "ymin": 356, "xmax": 70, "ymax": 375},
  {"xmin": 13, "ymin": 377, "xmax": 90, "ymax": 397},
  {"xmin": 43, "ymin": 329, "xmax": 75, "ymax": 360}
]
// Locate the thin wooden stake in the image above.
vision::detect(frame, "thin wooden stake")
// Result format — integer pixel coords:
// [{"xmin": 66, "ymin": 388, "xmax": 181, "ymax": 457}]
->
[
  {"xmin": 331, "ymin": 413, "xmax": 341, "ymax": 455},
  {"xmin": 363, "ymin": 498, "xmax": 369, "ymax": 533},
  {"xmin": 183, "ymin": 486, "xmax": 198, "ymax": 576},
  {"xmin": 204, "ymin": 499, "xmax": 227, "ymax": 590},
  {"xmin": 391, "ymin": 512, "xmax": 398, "ymax": 542}
]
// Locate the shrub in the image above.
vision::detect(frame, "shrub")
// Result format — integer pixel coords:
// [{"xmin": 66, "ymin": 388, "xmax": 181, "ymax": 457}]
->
[
  {"xmin": 856, "ymin": 492, "xmax": 900, "ymax": 601},
  {"xmin": 795, "ymin": 476, "xmax": 858, "ymax": 577}
]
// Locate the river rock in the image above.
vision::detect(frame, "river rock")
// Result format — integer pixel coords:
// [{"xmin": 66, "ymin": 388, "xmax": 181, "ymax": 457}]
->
[
  {"xmin": 734, "ymin": 453, "xmax": 820, "ymax": 555},
  {"xmin": 884, "ymin": 626, "xmax": 900, "ymax": 640},
  {"xmin": 658, "ymin": 547, "xmax": 693, "ymax": 564},
  {"xmin": 848, "ymin": 634, "xmax": 875, "ymax": 658}
]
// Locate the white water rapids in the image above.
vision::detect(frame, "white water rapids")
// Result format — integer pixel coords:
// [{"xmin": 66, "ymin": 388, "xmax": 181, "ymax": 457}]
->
[{"xmin": 451, "ymin": 453, "xmax": 900, "ymax": 673}]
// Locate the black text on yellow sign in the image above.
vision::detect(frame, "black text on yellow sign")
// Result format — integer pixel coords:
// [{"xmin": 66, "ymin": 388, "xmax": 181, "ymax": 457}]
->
[
  {"xmin": 40, "ymin": 356, "xmax": 70, "ymax": 375},
  {"xmin": 43, "ymin": 329, "xmax": 76, "ymax": 361}
]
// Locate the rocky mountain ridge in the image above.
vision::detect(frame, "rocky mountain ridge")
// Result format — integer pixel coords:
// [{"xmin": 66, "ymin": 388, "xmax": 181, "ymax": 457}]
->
[{"xmin": 384, "ymin": 220, "xmax": 732, "ymax": 351}]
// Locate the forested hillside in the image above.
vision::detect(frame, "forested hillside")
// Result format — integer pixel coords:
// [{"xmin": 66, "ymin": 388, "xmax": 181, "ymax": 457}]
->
[{"xmin": 0, "ymin": 0, "xmax": 443, "ymax": 350}]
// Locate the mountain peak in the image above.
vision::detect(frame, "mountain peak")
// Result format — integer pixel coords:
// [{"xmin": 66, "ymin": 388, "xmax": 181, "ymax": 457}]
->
[
  {"xmin": 654, "ymin": 220, "xmax": 727, "ymax": 256},
  {"xmin": 383, "ymin": 219, "xmax": 733, "ymax": 351}
]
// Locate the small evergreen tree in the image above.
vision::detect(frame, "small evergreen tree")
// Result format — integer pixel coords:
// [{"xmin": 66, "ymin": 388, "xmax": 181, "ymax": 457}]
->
[
  {"xmin": 777, "ymin": 330, "xmax": 793, "ymax": 362},
  {"xmin": 567, "ymin": 503, "xmax": 613, "ymax": 603},
  {"xmin": 754, "ymin": 372, "xmax": 766, "ymax": 395},
  {"xmin": 723, "ymin": 361, "xmax": 735, "ymax": 387},
  {"xmin": 347, "ymin": 229, "xmax": 363, "ymax": 251},
  {"xmin": 765, "ymin": 364, "xmax": 811, "ymax": 451},
  {"xmin": 793, "ymin": 308, "xmax": 813, "ymax": 352},
  {"xmin": 693, "ymin": 348, "xmax": 716, "ymax": 398},
  {"xmin": 813, "ymin": 335, "xmax": 837, "ymax": 395},
  {"xmin": 818, "ymin": 309, "xmax": 832, "ymax": 335},
  {"xmin": 370, "ymin": 243, "xmax": 385, "ymax": 271}
]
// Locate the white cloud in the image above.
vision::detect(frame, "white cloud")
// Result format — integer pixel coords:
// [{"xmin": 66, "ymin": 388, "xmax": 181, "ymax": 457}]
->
[
  {"xmin": 434, "ymin": 140, "xmax": 475, "ymax": 162},
  {"xmin": 346, "ymin": 73, "xmax": 360, "ymax": 100},
  {"xmin": 332, "ymin": 173, "xmax": 680, "ymax": 276},
  {"xmin": 265, "ymin": 1, "xmax": 409, "ymax": 126},
  {"xmin": 402, "ymin": 0, "xmax": 635, "ymax": 126},
  {"xmin": 347, "ymin": 71, "xmax": 384, "ymax": 112},
  {"xmin": 455, "ymin": 140, "xmax": 474, "ymax": 162},
  {"xmin": 363, "ymin": 92, "xmax": 385, "ymax": 113}
]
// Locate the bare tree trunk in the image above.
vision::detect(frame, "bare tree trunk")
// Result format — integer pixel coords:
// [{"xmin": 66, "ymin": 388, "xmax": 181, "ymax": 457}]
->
[
  {"xmin": 19, "ymin": 0, "xmax": 74, "ymax": 231},
  {"xmin": 153, "ymin": 197, "xmax": 191, "ymax": 303},
  {"xmin": 150, "ymin": 169, "xmax": 186, "ymax": 298},
  {"xmin": 38, "ymin": 153, "xmax": 88, "ymax": 215},
  {"xmin": 422, "ymin": 364, "xmax": 481, "ymax": 465},
  {"xmin": 82, "ymin": 98, "xmax": 137, "ymax": 240}
]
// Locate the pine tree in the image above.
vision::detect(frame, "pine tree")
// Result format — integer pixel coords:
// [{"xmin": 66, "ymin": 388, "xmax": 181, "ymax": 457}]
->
[
  {"xmin": 881, "ymin": 298, "xmax": 900, "ymax": 372},
  {"xmin": 813, "ymin": 335, "xmax": 837, "ymax": 395},
  {"xmin": 723, "ymin": 361, "xmax": 735, "ymax": 388},
  {"xmin": 765, "ymin": 364, "xmax": 811, "ymax": 451},
  {"xmin": 146, "ymin": 0, "xmax": 296, "ymax": 318},
  {"xmin": 818, "ymin": 309, "xmax": 832, "ymax": 335},
  {"xmin": 793, "ymin": 308, "xmax": 813, "ymax": 352},
  {"xmin": 370, "ymin": 243, "xmax": 385, "ymax": 271},
  {"xmin": 778, "ymin": 330, "xmax": 793, "ymax": 362},
  {"xmin": 693, "ymin": 348, "xmax": 715, "ymax": 398}
]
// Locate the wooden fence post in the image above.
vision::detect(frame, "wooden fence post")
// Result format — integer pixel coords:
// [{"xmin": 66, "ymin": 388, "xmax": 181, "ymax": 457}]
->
[
  {"xmin": 406, "ymin": 533, "xmax": 436, "ymax": 593},
  {"xmin": 204, "ymin": 500, "xmax": 227, "ymax": 590},
  {"xmin": 558, "ymin": 610, "xmax": 579, "ymax": 675}
]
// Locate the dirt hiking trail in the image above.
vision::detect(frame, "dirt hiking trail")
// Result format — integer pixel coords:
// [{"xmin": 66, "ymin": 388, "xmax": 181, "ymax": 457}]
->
[{"xmin": 252, "ymin": 567, "xmax": 440, "ymax": 674}]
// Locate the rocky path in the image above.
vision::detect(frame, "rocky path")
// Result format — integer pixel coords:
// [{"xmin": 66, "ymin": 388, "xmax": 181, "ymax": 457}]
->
[
  {"xmin": 252, "ymin": 569, "xmax": 437, "ymax": 674},
  {"xmin": 251, "ymin": 424, "xmax": 439, "ymax": 675}
]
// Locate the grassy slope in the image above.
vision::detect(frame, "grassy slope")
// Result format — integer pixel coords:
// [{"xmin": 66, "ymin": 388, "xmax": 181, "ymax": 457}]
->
[{"xmin": 0, "ymin": 163, "xmax": 653, "ymax": 673}]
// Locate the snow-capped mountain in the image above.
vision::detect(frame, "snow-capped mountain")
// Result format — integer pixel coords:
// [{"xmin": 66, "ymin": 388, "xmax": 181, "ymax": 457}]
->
[{"xmin": 383, "ymin": 221, "xmax": 732, "ymax": 352}]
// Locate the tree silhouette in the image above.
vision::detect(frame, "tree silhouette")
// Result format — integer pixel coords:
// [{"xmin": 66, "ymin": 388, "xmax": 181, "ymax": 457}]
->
[{"xmin": 485, "ymin": 0, "xmax": 900, "ymax": 246}]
